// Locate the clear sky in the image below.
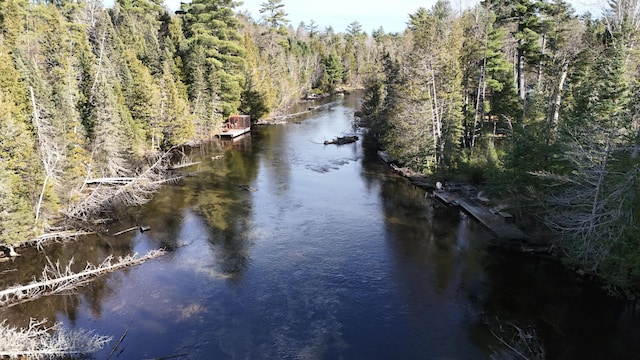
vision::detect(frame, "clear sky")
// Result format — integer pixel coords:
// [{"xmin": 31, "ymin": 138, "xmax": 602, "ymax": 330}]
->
[
  {"xmin": 140, "ymin": 0, "xmax": 603, "ymax": 34},
  {"xmin": 236, "ymin": 0, "xmax": 604, "ymax": 34}
]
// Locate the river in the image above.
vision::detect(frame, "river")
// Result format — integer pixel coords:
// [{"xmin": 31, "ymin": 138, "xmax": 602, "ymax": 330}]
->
[{"xmin": 1, "ymin": 93, "xmax": 638, "ymax": 359}]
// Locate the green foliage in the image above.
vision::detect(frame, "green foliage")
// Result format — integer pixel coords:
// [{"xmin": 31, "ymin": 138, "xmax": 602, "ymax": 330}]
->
[
  {"xmin": 239, "ymin": 82, "xmax": 269, "ymax": 120},
  {"xmin": 2, "ymin": 0, "xmax": 635, "ymax": 301},
  {"xmin": 317, "ymin": 53, "xmax": 343, "ymax": 92},
  {"xmin": 0, "ymin": 0, "xmax": 28, "ymax": 49},
  {"xmin": 181, "ymin": 0, "xmax": 247, "ymax": 119},
  {"xmin": 259, "ymin": 0, "xmax": 288, "ymax": 29},
  {"xmin": 0, "ymin": 91, "xmax": 40, "ymax": 244}
]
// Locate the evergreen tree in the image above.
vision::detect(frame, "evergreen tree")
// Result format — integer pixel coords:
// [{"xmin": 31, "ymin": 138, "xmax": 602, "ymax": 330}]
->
[
  {"xmin": 318, "ymin": 53, "xmax": 343, "ymax": 92},
  {"xmin": 485, "ymin": 0, "xmax": 546, "ymax": 117},
  {"xmin": 159, "ymin": 60, "xmax": 195, "ymax": 146},
  {"xmin": 0, "ymin": 90, "xmax": 41, "ymax": 244},
  {"xmin": 259, "ymin": 0, "xmax": 288, "ymax": 30},
  {"xmin": 181, "ymin": 0, "xmax": 247, "ymax": 119}
]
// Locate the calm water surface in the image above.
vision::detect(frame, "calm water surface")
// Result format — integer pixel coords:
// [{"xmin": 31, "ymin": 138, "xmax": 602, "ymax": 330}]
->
[{"xmin": 1, "ymin": 94, "xmax": 639, "ymax": 359}]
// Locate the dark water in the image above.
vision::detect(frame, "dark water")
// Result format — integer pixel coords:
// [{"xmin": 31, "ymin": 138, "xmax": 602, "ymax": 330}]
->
[{"xmin": 1, "ymin": 94, "xmax": 639, "ymax": 359}]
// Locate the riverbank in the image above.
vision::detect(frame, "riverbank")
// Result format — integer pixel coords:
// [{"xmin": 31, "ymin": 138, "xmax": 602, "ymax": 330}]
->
[{"xmin": 374, "ymin": 149, "xmax": 555, "ymax": 253}]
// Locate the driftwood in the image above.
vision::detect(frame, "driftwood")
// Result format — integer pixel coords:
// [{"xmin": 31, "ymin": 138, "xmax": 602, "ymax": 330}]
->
[
  {"xmin": 0, "ymin": 318, "xmax": 111, "ymax": 359},
  {"xmin": 0, "ymin": 245, "xmax": 20, "ymax": 258},
  {"xmin": 490, "ymin": 322, "xmax": 546, "ymax": 360},
  {"xmin": 324, "ymin": 135, "xmax": 359, "ymax": 145},
  {"xmin": 0, "ymin": 249, "xmax": 165, "ymax": 308},
  {"xmin": 234, "ymin": 184, "xmax": 256, "ymax": 192}
]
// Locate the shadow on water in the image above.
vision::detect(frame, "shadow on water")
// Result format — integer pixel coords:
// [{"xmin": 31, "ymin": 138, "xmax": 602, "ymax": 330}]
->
[{"xmin": 482, "ymin": 248, "xmax": 640, "ymax": 359}]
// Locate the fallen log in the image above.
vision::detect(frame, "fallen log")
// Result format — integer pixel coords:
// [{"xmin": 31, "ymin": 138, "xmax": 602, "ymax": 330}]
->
[
  {"xmin": 0, "ymin": 249, "xmax": 165, "ymax": 308},
  {"xmin": 29, "ymin": 230, "xmax": 96, "ymax": 250},
  {"xmin": 67, "ymin": 146, "xmax": 183, "ymax": 222},
  {"xmin": 106, "ymin": 327, "xmax": 129, "ymax": 360},
  {"xmin": 324, "ymin": 135, "xmax": 359, "ymax": 145},
  {"xmin": 84, "ymin": 177, "xmax": 138, "ymax": 185},
  {"xmin": 169, "ymin": 161, "xmax": 201, "ymax": 170},
  {"xmin": 113, "ymin": 227, "xmax": 137, "ymax": 236}
]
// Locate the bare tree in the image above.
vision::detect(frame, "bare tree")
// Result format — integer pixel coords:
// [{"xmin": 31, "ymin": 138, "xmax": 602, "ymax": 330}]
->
[
  {"xmin": 533, "ymin": 139, "xmax": 637, "ymax": 271},
  {"xmin": 30, "ymin": 87, "xmax": 63, "ymax": 225}
]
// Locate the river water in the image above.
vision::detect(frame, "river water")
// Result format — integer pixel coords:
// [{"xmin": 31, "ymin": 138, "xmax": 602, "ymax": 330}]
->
[{"xmin": 1, "ymin": 94, "xmax": 639, "ymax": 359}]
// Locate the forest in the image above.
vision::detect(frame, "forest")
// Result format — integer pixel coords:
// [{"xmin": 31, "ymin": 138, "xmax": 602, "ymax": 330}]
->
[{"xmin": 1, "ymin": 0, "xmax": 639, "ymax": 300}]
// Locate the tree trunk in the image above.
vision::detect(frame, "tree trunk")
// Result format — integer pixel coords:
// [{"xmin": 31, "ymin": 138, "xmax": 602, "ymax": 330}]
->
[
  {"xmin": 546, "ymin": 58, "xmax": 569, "ymax": 146},
  {"xmin": 517, "ymin": 48, "xmax": 526, "ymax": 117}
]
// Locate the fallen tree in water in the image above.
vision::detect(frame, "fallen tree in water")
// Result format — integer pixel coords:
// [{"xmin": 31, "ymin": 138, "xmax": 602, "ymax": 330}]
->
[
  {"xmin": 0, "ymin": 318, "xmax": 111, "ymax": 359},
  {"xmin": 28, "ymin": 230, "xmax": 96, "ymax": 250},
  {"xmin": 66, "ymin": 147, "xmax": 183, "ymax": 222},
  {"xmin": 0, "ymin": 249, "xmax": 165, "ymax": 308}
]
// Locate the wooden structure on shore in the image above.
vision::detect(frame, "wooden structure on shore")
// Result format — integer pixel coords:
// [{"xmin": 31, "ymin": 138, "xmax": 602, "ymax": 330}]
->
[
  {"xmin": 433, "ymin": 188, "xmax": 528, "ymax": 241},
  {"xmin": 217, "ymin": 115, "xmax": 251, "ymax": 138},
  {"xmin": 376, "ymin": 150, "xmax": 527, "ymax": 241}
]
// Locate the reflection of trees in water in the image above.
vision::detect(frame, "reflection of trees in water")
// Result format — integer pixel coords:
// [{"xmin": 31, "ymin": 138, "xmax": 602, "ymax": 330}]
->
[
  {"xmin": 375, "ymin": 172, "xmax": 493, "ymax": 350},
  {"xmin": 255, "ymin": 124, "xmax": 291, "ymax": 195},
  {"xmin": 189, "ymin": 139, "xmax": 260, "ymax": 282},
  {"xmin": 378, "ymin": 176, "xmax": 469, "ymax": 293},
  {"xmin": 207, "ymin": 216, "xmax": 253, "ymax": 283}
]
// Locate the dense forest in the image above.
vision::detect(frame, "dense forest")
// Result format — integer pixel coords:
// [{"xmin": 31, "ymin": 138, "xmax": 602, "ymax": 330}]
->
[
  {"xmin": 1, "ymin": 0, "xmax": 639, "ymax": 299},
  {"xmin": 357, "ymin": 0, "xmax": 640, "ymax": 299}
]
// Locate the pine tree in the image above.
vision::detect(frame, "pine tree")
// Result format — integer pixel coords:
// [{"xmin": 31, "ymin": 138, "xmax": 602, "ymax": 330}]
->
[
  {"xmin": 259, "ymin": 0, "xmax": 288, "ymax": 30},
  {"xmin": 0, "ymin": 90, "xmax": 41, "ymax": 244},
  {"xmin": 485, "ymin": 0, "xmax": 546, "ymax": 117},
  {"xmin": 159, "ymin": 60, "xmax": 195, "ymax": 146},
  {"xmin": 181, "ymin": 0, "xmax": 247, "ymax": 119}
]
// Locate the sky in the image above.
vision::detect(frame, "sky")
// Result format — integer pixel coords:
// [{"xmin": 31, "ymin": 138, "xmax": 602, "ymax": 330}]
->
[
  {"xmin": 235, "ymin": 0, "xmax": 603, "ymax": 33},
  {"xmin": 128, "ymin": 0, "xmax": 604, "ymax": 34}
]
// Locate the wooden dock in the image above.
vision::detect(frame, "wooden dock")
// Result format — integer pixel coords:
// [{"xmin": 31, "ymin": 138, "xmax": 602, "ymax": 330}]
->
[
  {"xmin": 433, "ymin": 190, "xmax": 528, "ymax": 241},
  {"xmin": 216, "ymin": 127, "xmax": 250, "ymax": 138}
]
